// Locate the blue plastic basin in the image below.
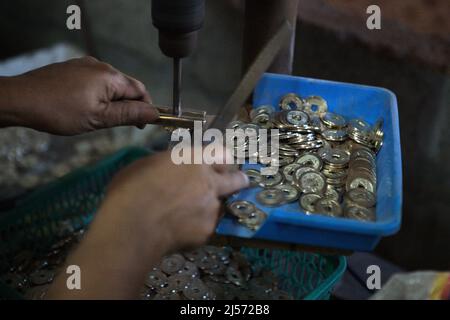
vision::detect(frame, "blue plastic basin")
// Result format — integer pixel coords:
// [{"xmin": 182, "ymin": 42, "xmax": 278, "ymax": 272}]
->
[{"xmin": 216, "ymin": 73, "xmax": 403, "ymax": 251}]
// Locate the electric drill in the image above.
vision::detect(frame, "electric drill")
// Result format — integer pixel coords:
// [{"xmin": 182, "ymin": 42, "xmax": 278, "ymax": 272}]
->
[{"xmin": 151, "ymin": 0, "xmax": 205, "ymax": 116}]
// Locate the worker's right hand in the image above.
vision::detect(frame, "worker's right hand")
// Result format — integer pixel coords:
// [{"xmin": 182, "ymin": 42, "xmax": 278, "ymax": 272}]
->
[{"xmin": 88, "ymin": 149, "xmax": 249, "ymax": 258}]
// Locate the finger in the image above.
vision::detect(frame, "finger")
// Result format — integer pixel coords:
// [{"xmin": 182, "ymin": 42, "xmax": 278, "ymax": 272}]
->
[
  {"xmin": 102, "ymin": 100, "xmax": 160, "ymax": 128},
  {"xmin": 124, "ymin": 75, "xmax": 152, "ymax": 103},
  {"xmin": 110, "ymin": 74, "xmax": 151, "ymax": 102},
  {"xmin": 214, "ymin": 170, "xmax": 249, "ymax": 197},
  {"xmin": 210, "ymin": 146, "xmax": 235, "ymax": 173}
]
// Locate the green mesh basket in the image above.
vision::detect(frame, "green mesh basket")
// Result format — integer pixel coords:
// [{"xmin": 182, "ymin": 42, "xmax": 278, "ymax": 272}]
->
[{"xmin": 0, "ymin": 147, "xmax": 345, "ymax": 300}]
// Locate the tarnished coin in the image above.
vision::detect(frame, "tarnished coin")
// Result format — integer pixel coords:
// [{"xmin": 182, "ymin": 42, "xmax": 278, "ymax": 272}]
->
[
  {"xmin": 259, "ymin": 172, "xmax": 283, "ymax": 188},
  {"xmin": 320, "ymin": 112, "xmax": 346, "ymax": 129},
  {"xmin": 298, "ymin": 171, "xmax": 327, "ymax": 194},
  {"xmin": 346, "ymin": 188, "xmax": 376, "ymax": 208},
  {"xmin": 314, "ymin": 198, "xmax": 343, "ymax": 217},
  {"xmin": 161, "ymin": 254, "xmax": 186, "ymax": 275},
  {"xmin": 228, "ymin": 200, "xmax": 256, "ymax": 219},
  {"xmin": 275, "ymin": 184, "xmax": 300, "ymax": 203},
  {"xmin": 256, "ymin": 188, "xmax": 284, "ymax": 206},
  {"xmin": 279, "ymin": 93, "xmax": 304, "ymax": 111},
  {"xmin": 344, "ymin": 205, "xmax": 376, "ymax": 221},
  {"xmin": 295, "ymin": 153, "xmax": 322, "ymax": 170},
  {"xmin": 145, "ymin": 270, "xmax": 168, "ymax": 289},
  {"xmin": 299, "ymin": 193, "xmax": 321, "ymax": 213}
]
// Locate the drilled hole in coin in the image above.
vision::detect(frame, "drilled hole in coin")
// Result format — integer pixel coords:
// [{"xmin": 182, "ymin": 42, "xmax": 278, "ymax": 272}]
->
[
  {"xmin": 332, "ymin": 154, "xmax": 341, "ymax": 159},
  {"xmin": 288, "ymin": 102, "xmax": 297, "ymax": 109},
  {"xmin": 311, "ymin": 105, "xmax": 318, "ymax": 112}
]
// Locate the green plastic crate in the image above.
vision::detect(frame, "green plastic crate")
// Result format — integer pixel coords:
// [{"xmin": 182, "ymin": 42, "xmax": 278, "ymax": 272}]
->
[{"xmin": 0, "ymin": 147, "xmax": 345, "ymax": 300}]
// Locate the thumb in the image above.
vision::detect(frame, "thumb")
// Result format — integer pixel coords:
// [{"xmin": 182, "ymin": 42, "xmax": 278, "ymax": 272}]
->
[{"xmin": 102, "ymin": 100, "xmax": 160, "ymax": 128}]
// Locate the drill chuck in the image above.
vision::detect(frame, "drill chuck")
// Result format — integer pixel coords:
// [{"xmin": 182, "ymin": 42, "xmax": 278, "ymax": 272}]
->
[{"xmin": 152, "ymin": 0, "xmax": 205, "ymax": 58}]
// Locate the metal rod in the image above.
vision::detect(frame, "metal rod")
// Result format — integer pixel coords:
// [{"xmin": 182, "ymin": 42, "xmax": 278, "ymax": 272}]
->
[{"xmin": 173, "ymin": 58, "xmax": 182, "ymax": 116}]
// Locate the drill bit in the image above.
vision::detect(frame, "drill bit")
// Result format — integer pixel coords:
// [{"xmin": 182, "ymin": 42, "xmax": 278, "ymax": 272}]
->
[{"xmin": 173, "ymin": 58, "xmax": 182, "ymax": 116}]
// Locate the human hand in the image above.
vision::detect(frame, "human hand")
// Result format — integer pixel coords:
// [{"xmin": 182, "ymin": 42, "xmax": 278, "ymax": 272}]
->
[
  {"xmin": 46, "ymin": 149, "xmax": 248, "ymax": 299},
  {"xmin": 3, "ymin": 56, "xmax": 158, "ymax": 135},
  {"xmin": 96, "ymin": 149, "xmax": 249, "ymax": 254}
]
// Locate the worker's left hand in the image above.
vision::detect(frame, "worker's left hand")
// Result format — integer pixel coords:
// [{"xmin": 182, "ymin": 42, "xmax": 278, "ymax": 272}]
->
[{"xmin": 3, "ymin": 56, "xmax": 159, "ymax": 135}]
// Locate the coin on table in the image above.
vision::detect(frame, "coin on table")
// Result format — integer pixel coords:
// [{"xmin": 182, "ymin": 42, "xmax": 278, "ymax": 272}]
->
[
  {"xmin": 256, "ymin": 188, "xmax": 284, "ymax": 206},
  {"xmin": 297, "ymin": 171, "xmax": 327, "ymax": 194},
  {"xmin": 299, "ymin": 193, "xmax": 322, "ymax": 213},
  {"xmin": 314, "ymin": 198, "xmax": 343, "ymax": 217},
  {"xmin": 346, "ymin": 188, "xmax": 376, "ymax": 208}
]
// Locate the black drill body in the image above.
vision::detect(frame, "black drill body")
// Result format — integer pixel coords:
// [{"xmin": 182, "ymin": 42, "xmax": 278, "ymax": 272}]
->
[{"xmin": 152, "ymin": 0, "xmax": 205, "ymax": 115}]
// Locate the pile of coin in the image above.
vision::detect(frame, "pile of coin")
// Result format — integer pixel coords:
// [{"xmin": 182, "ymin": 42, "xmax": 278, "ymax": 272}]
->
[
  {"xmin": 0, "ymin": 226, "xmax": 292, "ymax": 300},
  {"xmin": 142, "ymin": 246, "xmax": 292, "ymax": 300},
  {"xmin": 0, "ymin": 226, "xmax": 86, "ymax": 300},
  {"xmin": 227, "ymin": 93, "xmax": 383, "ymax": 227}
]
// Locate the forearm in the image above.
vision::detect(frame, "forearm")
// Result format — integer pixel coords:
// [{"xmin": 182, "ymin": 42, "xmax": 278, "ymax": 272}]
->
[{"xmin": 46, "ymin": 203, "xmax": 170, "ymax": 300}]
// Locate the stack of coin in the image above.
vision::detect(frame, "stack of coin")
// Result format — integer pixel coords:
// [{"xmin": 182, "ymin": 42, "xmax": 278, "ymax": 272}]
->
[
  {"xmin": 2, "ymin": 226, "xmax": 292, "ymax": 300},
  {"xmin": 142, "ymin": 246, "xmax": 293, "ymax": 300},
  {"xmin": 227, "ymin": 93, "xmax": 383, "ymax": 223},
  {"xmin": 227, "ymin": 200, "xmax": 268, "ymax": 230}
]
